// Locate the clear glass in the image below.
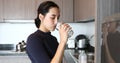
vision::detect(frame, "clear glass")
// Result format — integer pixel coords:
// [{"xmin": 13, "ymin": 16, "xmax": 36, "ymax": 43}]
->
[
  {"xmin": 56, "ymin": 22, "xmax": 74, "ymax": 38},
  {"xmin": 68, "ymin": 29, "xmax": 74, "ymax": 38}
]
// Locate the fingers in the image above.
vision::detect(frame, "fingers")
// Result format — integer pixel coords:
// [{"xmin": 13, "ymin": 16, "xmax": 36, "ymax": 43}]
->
[{"xmin": 61, "ymin": 23, "xmax": 71, "ymax": 32}]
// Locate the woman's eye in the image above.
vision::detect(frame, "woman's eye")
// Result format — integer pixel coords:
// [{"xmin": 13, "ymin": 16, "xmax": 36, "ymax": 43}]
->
[
  {"xmin": 51, "ymin": 17, "xmax": 55, "ymax": 19},
  {"xmin": 57, "ymin": 17, "xmax": 59, "ymax": 20}
]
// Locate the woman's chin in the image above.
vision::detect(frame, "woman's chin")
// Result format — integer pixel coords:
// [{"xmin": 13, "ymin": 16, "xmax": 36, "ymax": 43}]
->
[{"xmin": 49, "ymin": 28, "xmax": 54, "ymax": 31}]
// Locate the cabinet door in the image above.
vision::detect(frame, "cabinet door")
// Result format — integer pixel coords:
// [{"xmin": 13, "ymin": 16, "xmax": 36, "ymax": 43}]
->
[
  {"xmin": 62, "ymin": 0, "xmax": 73, "ymax": 23},
  {"xmin": 54, "ymin": 0, "xmax": 73, "ymax": 23},
  {"xmin": 0, "ymin": 0, "xmax": 3, "ymax": 22},
  {"xmin": 23, "ymin": 0, "xmax": 36, "ymax": 20},
  {"xmin": 74, "ymin": 0, "xmax": 95, "ymax": 21},
  {"xmin": 4, "ymin": 0, "xmax": 36, "ymax": 20},
  {"xmin": 4, "ymin": 0, "xmax": 25, "ymax": 20}
]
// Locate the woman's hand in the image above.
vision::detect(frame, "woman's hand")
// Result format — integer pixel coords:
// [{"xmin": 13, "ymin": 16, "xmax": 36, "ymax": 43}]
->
[
  {"xmin": 51, "ymin": 23, "xmax": 72, "ymax": 63},
  {"xmin": 102, "ymin": 23, "xmax": 109, "ymax": 37},
  {"xmin": 58, "ymin": 23, "xmax": 71, "ymax": 43}
]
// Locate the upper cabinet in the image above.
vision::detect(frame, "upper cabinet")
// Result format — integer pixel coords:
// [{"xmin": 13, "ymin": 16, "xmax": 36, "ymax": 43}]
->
[
  {"xmin": 74, "ymin": 0, "xmax": 95, "ymax": 22},
  {"xmin": 0, "ymin": 0, "xmax": 96, "ymax": 23},
  {"xmin": 4, "ymin": 0, "xmax": 36, "ymax": 20},
  {"xmin": 0, "ymin": 0, "xmax": 3, "ymax": 22},
  {"xmin": 62, "ymin": 0, "xmax": 73, "ymax": 23},
  {"xmin": 0, "ymin": 0, "xmax": 73, "ymax": 23}
]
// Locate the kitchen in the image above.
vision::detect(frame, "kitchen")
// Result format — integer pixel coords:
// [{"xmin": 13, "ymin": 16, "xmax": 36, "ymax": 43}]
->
[{"xmin": 0, "ymin": 0, "xmax": 120, "ymax": 63}]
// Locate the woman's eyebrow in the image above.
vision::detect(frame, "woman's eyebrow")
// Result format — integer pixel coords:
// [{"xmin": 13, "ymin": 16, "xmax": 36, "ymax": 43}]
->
[
  {"xmin": 51, "ymin": 14, "xmax": 60, "ymax": 19},
  {"xmin": 51, "ymin": 14, "xmax": 56, "ymax": 16}
]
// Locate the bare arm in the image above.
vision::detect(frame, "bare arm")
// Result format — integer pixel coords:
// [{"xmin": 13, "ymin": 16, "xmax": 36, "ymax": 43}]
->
[
  {"xmin": 102, "ymin": 23, "xmax": 115, "ymax": 63},
  {"xmin": 51, "ymin": 23, "xmax": 71, "ymax": 63}
]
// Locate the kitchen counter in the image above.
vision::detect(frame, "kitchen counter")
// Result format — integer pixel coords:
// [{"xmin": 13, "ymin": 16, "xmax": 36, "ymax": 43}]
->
[
  {"xmin": 0, "ymin": 50, "xmax": 27, "ymax": 56},
  {"xmin": 0, "ymin": 50, "xmax": 94, "ymax": 63},
  {"xmin": 0, "ymin": 50, "xmax": 31, "ymax": 63},
  {"xmin": 0, "ymin": 50, "xmax": 76, "ymax": 63}
]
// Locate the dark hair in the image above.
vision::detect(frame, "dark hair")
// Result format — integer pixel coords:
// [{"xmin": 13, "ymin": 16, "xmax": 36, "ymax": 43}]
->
[{"xmin": 35, "ymin": 1, "xmax": 59, "ymax": 28}]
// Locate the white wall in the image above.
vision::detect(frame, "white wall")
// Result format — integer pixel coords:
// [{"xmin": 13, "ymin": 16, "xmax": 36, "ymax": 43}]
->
[
  {"xmin": 0, "ymin": 23, "xmax": 37, "ymax": 44},
  {"xmin": 0, "ymin": 22, "xmax": 95, "ymax": 49}
]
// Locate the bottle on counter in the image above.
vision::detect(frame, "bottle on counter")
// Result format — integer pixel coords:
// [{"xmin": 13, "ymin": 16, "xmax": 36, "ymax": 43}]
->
[{"xmin": 78, "ymin": 50, "xmax": 87, "ymax": 63}]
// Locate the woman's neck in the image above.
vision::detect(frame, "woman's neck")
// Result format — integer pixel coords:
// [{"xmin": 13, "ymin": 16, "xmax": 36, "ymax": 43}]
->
[{"xmin": 39, "ymin": 26, "xmax": 49, "ymax": 33}]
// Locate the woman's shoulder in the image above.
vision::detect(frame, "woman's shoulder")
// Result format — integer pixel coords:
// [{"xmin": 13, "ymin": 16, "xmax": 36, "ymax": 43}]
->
[
  {"xmin": 28, "ymin": 30, "xmax": 43, "ymax": 38},
  {"xmin": 27, "ymin": 30, "xmax": 44, "ymax": 43}
]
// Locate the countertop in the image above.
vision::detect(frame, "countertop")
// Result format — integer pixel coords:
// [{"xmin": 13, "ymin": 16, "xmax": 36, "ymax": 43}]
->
[
  {"xmin": 0, "ymin": 50, "xmax": 77, "ymax": 63},
  {"xmin": 0, "ymin": 50, "xmax": 94, "ymax": 63},
  {"xmin": 0, "ymin": 50, "xmax": 27, "ymax": 56}
]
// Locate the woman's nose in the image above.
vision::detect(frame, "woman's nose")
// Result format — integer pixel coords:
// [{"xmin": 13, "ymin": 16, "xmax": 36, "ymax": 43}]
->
[{"xmin": 54, "ymin": 18, "xmax": 58, "ymax": 24}]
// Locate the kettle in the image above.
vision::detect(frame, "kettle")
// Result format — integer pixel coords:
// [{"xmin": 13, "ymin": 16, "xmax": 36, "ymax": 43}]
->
[{"xmin": 75, "ymin": 34, "xmax": 89, "ymax": 50}]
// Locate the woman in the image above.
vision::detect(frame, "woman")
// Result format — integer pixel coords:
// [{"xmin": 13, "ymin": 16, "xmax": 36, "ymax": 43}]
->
[
  {"xmin": 101, "ymin": 13, "xmax": 120, "ymax": 63},
  {"xmin": 26, "ymin": 1, "xmax": 72, "ymax": 63}
]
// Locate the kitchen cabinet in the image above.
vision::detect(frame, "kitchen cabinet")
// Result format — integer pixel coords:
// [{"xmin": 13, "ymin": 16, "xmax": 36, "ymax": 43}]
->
[
  {"xmin": 54, "ymin": 0, "xmax": 73, "ymax": 23},
  {"xmin": 0, "ymin": 0, "xmax": 3, "ymax": 22},
  {"xmin": 23, "ymin": 0, "xmax": 36, "ymax": 20},
  {"xmin": 74, "ymin": 0, "xmax": 95, "ymax": 22},
  {"xmin": 0, "ymin": 0, "xmax": 73, "ymax": 22},
  {"xmin": 4, "ymin": 0, "xmax": 36, "ymax": 20},
  {"xmin": 62, "ymin": 0, "xmax": 73, "ymax": 23}
]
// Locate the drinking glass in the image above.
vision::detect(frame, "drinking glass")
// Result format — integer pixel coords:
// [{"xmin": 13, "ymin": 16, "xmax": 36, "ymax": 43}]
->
[{"xmin": 56, "ymin": 22, "xmax": 74, "ymax": 38}]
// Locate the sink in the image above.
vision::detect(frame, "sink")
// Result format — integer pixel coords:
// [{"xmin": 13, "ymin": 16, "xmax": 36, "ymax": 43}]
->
[
  {"xmin": 69, "ymin": 52, "xmax": 79, "ymax": 63},
  {"xmin": 64, "ymin": 50, "xmax": 94, "ymax": 63},
  {"xmin": 68, "ymin": 50, "xmax": 94, "ymax": 63}
]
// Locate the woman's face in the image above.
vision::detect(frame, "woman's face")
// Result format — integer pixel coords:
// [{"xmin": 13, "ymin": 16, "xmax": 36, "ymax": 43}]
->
[
  {"xmin": 108, "ymin": 22, "xmax": 117, "ymax": 33},
  {"xmin": 39, "ymin": 7, "xmax": 60, "ymax": 32}
]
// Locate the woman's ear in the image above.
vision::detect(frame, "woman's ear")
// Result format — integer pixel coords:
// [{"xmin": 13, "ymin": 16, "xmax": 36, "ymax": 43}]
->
[{"xmin": 39, "ymin": 14, "xmax": 44, "ymax": 21}]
